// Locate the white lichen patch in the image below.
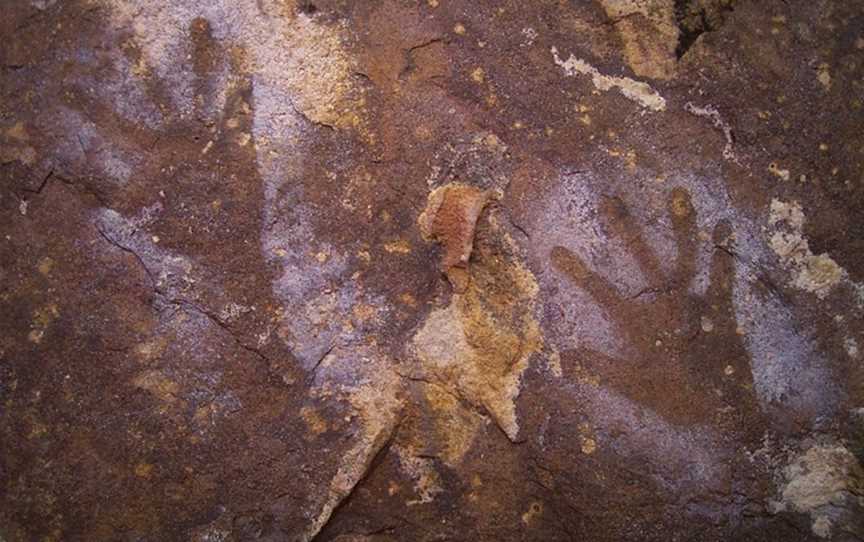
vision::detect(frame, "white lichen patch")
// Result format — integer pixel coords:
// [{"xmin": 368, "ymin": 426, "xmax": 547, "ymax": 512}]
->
[
  {"xmin": 817, "ymin": 63, "xmax": 832, "ymax": 91},
  {"xmin": 394, "ymin": 444, "xmax": 444, "ymax": 505},
  {"xmin": 768, "ymin": 199, "xmax": 846, "ymax": 298},
  {"xmin": 768, "ymin": 198, "xmax": 805, "ymax": 229},
  {"xmin": 685, "ymin": 102, "xmax": 739, "ymax": 164},
  {"xmin": 521, "ymin": 27, "xmax": 538, "ymax": 47},
  {"xmin": 844, "ymin": 337, "xmax": 859, "ymax": 359},
  {"xmin": 219, "ymin": 302, "xmax": 252, "ymax": 322},
  {"xmin": 547, "ymin": 350, "xmax": 563, "ymax": 378},
  {"xmin": 772, "ymin": 443, "xmax": 864, "ymax": 539},
  {"xmin": 28, "ymin": 304, "xmax": 59, "ymax": 344},
  {"xmin": 551, "ymin": 46, "xmax": 667, "ymax": 111}
]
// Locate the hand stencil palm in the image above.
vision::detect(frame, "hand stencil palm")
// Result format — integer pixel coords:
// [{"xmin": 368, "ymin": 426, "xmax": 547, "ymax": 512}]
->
[{"xmin": 551, "ymin": 188, "xmax": 760, "ymax": 428}]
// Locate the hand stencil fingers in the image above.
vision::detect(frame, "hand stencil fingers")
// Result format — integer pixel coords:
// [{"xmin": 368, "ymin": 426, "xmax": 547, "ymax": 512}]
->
[
  {"xmin": 706, "ymin": 219, "xmax": 736, "ymax": 303},
  {"xmin": 551, "ymin": 245, "xmax": 623, "ymax": 310},
  {"xmin": 668, "ymin": 187, "xmax": 698, "ymax": 288},
  {"xmin": 599, "ymin": 195, "xmax": 662, "ymax": 283}
]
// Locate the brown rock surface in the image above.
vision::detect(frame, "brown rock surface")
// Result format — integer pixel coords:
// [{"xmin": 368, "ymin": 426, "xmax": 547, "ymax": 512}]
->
[{"xmin": 2, "ymin": 0, "xmax": 864, "ymax": 541}]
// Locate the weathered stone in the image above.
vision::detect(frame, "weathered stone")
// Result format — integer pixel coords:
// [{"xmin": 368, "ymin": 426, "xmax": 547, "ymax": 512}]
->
[{"xmin": 2, "ymin": 0, "xmax": 863, "ymax": 540}]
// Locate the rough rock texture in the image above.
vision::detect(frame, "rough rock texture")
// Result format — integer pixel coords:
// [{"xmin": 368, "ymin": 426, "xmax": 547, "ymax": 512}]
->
[{"xmin": 2, "ymin": 0, "xmax": 864, "ymax": 541}]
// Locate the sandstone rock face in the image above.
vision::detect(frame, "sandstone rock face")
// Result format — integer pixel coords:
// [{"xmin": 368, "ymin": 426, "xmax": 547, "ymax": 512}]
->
[{"xmin": 1, "ymin": 1, "xmax": 864, "ymax": 541}]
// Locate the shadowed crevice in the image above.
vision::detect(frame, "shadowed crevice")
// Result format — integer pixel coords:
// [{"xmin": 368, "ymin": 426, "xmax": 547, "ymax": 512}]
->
[{"xmin": 674, "ymin": 0, "xmax": 739, "ymax": 59}]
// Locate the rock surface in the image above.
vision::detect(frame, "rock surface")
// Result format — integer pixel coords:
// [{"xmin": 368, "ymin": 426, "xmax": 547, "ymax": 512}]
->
[{"xmin": 1, "ymin": 0, "xmax": 864, "ymax": 540}]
